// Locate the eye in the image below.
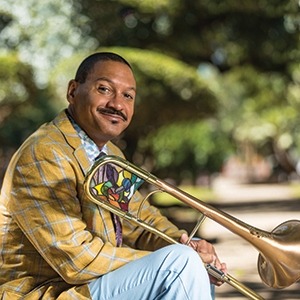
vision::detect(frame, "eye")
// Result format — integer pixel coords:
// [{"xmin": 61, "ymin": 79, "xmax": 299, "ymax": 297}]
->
[
  {"xmin": 97, "ymin": 85, "xmax": 111, "ymax": 94},
  {"xmin": 124, "ymin": 92, "xmax": 135, "ymax": 101},
  {"xmin": 124, "ymin": 93, "xmax": 132, "ymax": 100}
]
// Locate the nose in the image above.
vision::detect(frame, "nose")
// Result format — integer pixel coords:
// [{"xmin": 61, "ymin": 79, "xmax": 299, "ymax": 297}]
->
[{"xmin": 107, "ymin": 92, "xmax": 124, "ymax": 111}]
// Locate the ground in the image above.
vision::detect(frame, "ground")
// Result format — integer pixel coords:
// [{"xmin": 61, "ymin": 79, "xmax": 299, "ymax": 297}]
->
[{"xmin": 204, "ymin": 176, "xmax": 300, "ymax": 300}]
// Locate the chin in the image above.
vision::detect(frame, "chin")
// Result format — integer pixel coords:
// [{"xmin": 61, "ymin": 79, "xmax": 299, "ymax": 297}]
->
[{"xmin": 103, "ymin": 128, "xmax": 124, "ymax": 140}]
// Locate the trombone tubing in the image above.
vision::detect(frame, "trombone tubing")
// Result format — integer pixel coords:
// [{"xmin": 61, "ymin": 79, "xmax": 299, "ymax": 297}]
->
[{"xmin": 84, "ymin": 155, "xmax": 265, "ymax": 300}]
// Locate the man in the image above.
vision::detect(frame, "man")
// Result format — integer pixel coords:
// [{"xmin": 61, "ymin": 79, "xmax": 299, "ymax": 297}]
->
[{"xmin": 0, "ymin": 52, "xmax": 226, "ymax": 299}]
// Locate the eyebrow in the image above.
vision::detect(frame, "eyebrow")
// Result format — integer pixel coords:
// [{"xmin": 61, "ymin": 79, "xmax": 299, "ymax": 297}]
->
[{"xmin": 95, "ymin": 76, "xmax": 136, "ymax": 92}]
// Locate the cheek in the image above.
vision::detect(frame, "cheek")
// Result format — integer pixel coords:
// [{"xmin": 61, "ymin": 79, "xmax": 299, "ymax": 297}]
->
[{"xmin": 127, "ymin": 103, "xmax": 135, "ymax": 119}]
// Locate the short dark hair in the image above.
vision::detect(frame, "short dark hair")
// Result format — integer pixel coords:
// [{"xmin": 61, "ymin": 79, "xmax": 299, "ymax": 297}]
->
[{"xmin": 74, "ymin": 52, "xmax": 132, "ymax": 83}]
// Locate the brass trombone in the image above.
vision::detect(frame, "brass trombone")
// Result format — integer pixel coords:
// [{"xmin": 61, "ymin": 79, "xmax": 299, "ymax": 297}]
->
[{"xmin": 84, "ymin": 155, "xmax": 300, "ymax": 300}]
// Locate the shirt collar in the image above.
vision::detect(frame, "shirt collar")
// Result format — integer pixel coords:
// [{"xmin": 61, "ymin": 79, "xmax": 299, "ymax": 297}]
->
[{"xmin": 66, "ymin": 111, "xmax": 107, "ymax": 163}]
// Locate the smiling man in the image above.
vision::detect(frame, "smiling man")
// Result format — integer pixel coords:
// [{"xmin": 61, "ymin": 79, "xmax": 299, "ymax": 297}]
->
[
  {"xmin": 67, "ymin": 55, "xmax": 135, "ymax": 147},
  {"xmin": 0, "ymin": 52, "xmax": 226, "ymax": 299}
]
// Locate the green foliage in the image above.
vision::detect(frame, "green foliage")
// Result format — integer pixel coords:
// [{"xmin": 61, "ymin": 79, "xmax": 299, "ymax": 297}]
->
[
  {"xmin": 0, "ymin": 53, "xmax": 36, "ymax": 121},
  {"xmin": 140, "ymin": 120, "xmax": 233, "ymax": 180},
  {"xmin": 219, "ymin": 65, "xmax": 296, "ymax": 143},
  {"xmin": 215, "ymin": 63, "xmax": 300, "ymax": 172},
  {"xmin": 0, "ymin": 0, "xmax": 96, "ymax": 85},
  {"xmin": 118, "ymin": 0, "xmax": 181, "ymax": 13},
  {"xmin": 0, "ymin": 0, "xmax": 299, "ymax": 181},
  {"xmin": 0, "ymin": 88, "xmax": 58, "ymax": 148},
  {"xmin": 75, "ymin": 0, "xmax": 300, "ymax": 178},
  {"xmin": 0, "ymin": 54, "xmax": 59, "ymax": 148},
  {"xmin": 80, "ymin": 0, "xmax": 299, "ymax": 71},
  {"xmin": 49, "ymin": 52, "xmax": 89, "ymax": 105}
]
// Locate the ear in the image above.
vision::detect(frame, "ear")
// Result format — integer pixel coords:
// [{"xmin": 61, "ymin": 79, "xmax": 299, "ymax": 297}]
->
[{"xmin": 66, "ymin": 80, "xmax": 79, "ymax": 104}]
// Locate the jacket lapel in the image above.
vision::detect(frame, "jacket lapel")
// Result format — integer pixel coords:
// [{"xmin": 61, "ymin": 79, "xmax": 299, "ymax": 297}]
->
[{"xmin": 53, "ymin": 110, "xmax": 91, "ymax": 175}]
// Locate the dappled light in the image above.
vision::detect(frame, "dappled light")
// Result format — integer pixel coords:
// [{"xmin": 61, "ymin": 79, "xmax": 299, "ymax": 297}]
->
[{"xmin": 1, "ymin": 0, "xmax": 299, "ymax": 186}]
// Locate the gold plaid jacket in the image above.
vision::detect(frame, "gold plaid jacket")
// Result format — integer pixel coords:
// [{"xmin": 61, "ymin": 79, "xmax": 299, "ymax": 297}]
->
[{"xmin": 0, "ymin": 110, "xmax": 183, "ymax": 299}]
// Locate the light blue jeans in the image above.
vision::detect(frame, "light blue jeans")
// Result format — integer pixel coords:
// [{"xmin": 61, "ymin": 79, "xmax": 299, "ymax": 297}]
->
[{"xmin": 88, "ymin": 244, "xmax": 214, "ymax": 300}]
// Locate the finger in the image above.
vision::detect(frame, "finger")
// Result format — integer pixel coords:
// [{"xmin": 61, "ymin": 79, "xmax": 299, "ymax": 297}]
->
[
  {"xmin": 212, "ymin": 278, "xmax": 224, "ymax": 286},
  {"xmin": 195, "ymin": 240, "xmax": 215, "ymax": 255},
  {"xmin": 214, "ymin": 255, "xmax": 222, "ymax": 268},
  {"xmin": 179, "ymin": 233, "xmax": 189, "ymax": 245},
  {"xmin": 198, "ymin": 252, "xmax": 215, "ymax": 264},
  {"xmin": 220, "ymin": 262, "xmax": 227, "ymax": 274},
  {"xmin": 187, "ymin": 240, "xmax": 198, "ymax": 250}
]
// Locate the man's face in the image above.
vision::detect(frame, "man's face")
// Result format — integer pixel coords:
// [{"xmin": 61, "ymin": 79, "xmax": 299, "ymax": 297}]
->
[{"xmin": 67, "ymin": 60, "xmax": 136, "ymax": 148}]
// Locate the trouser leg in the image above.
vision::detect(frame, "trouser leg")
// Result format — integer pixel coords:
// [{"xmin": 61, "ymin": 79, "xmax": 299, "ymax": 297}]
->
[{"xmin": 88, "ymin": 244, "xmax": 212, "ymax": 300}]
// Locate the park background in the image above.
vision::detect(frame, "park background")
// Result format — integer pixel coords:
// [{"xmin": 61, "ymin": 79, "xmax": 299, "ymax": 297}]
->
[{"xmin": 0, "ymin": 1, "xmax": 299, "ymax": 299}]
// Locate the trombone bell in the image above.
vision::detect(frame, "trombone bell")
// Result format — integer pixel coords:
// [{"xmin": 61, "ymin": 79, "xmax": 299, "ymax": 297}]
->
[{"xmin": 257, "ymin": 219, "xmax": 300, "ymax": 289}]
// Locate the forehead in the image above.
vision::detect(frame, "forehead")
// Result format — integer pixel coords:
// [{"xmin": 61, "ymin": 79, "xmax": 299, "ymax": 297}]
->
[{"xmin": 88, "ymin": 60, "xmax": 136, "ymax": 87}]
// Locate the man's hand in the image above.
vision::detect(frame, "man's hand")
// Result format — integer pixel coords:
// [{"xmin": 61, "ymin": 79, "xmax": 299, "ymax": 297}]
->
[{"xmin": 180, "ymin": 233, "xmax": 227, "ymax": 286}]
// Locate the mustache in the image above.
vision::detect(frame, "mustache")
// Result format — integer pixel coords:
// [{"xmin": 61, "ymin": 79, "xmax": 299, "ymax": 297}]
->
[{"xmin": 98, "ymin": 107, "xmax": 128, "ymax": 121}]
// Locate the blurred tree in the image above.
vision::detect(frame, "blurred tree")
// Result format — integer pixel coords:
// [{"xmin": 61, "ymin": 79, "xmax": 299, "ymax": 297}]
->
[
  {"xmin": 0, "ymin": 5, "xmax": 11, "ymax": 34},
  {"xmin": 0, "ymin": 0, "xmax": 97, "ymax": 183},
  {"xmin": 0, "ymin": 54, "xmax": 58, "ymax": 181},
  {"xmin": 0, "ymin": 0, "xmax": 97, "ymax": 85},
  {"xmin": 0, "ymin": 54, "xmax": 36, "ymax": 125},
  {"xmin": 218, "ymin": 64, "xmax": 300, "ymax": 178},
  {"xmin": 76, "ymin": 0, "xmax": 300, "ymax": 179},
  {"xmin": 78, "ymin": 0, "xmax": 299, "ymax": 71},
  {"xmin": 139, "ymin": 120, "xmax": 233, "ymax": 182},
  {"xmin": 0, "ymin": 0, "xmax": 299, "ymax": 182}
]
